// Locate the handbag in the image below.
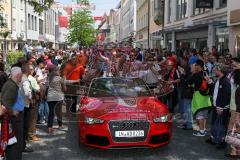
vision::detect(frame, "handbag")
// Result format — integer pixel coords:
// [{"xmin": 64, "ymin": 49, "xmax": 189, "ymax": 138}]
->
[
  {"xmin": 211, "ymin": 115, "xmax": 226, "ymax": 144},
  {"xmin": 225, "ymin": 123, "xmax": 240, "ymax": 147}
]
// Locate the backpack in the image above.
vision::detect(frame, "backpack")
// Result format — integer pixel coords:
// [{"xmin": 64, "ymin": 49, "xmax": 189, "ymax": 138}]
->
[{"xmin": 199, "ymin": 71, "xmax": 211, "ymax": 96}]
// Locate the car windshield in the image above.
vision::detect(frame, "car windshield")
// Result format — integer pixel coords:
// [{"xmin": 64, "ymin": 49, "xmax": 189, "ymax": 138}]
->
[{"xmin": 88, "ymin": 78, "xmax": 152, "ymax": 97}]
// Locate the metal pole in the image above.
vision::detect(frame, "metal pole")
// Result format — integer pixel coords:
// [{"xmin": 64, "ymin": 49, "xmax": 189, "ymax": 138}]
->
[
  {"xmin": 148, "ymin": 0, "xmax": 150, "ymax": 50},
  {"xmin": 161, "ymin": 0, "xmax": 165, "ymax": 48}
]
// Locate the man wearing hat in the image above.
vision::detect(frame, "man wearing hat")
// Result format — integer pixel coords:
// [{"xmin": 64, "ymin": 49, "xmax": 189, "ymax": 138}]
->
[{"xmin": 206, "ymin": 63, "xmax": 231, "ymax": 149}]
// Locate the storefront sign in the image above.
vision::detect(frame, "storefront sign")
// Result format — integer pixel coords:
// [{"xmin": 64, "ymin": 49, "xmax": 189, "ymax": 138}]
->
[
  {"xmin": 196, "ymin": 0, "xmax": 213, "ymax": 8},
  {"xmin": 216, "ymin": 28, "xmax": 229, "ymax": 36}
]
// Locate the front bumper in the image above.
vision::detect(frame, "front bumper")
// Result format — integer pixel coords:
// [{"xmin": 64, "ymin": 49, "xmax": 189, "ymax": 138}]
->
[{"xmin": 79, "ymin": 121, "xmax": 172, "ymax": 149}]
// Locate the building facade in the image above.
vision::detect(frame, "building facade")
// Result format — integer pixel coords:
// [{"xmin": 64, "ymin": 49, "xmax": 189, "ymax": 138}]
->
[
  {"xmin": 163, "ymin": 0, "xmax": 228, "ymax": 54},
  {"xmin": 0, "ymin": 0, "xmax": 12, "ymax": 52},
  {"xmin": 228, "ymin": 0, "xmax": 240, "ymax": 57},
  {"xmin": 120, "ymin": 0, "xmax": 136, "ymax": 43},
  {"xmin": 136, "ymin": 0, "xmax": 149, "ymax": 49},
  {"xmin": 44, "ymin": 8, "xmax": 58, "ymax": 49},
  {"xmin": 26, "ymin": 3, "xmax": 45, "ymax": 45},
  {"xmin": 149, "ymin": 0, "xmax": 162, "ymax": 49},
  {"xmin": 114, "ymin": 2, "xmax": 121, "ymax": 43},
  {"xmin": 11, "ymin": 0, "xmax": 26, "ymax": 50},
  {"xmin": 0, "ymin": 1, "xmax": 69, "ymax": 51}
]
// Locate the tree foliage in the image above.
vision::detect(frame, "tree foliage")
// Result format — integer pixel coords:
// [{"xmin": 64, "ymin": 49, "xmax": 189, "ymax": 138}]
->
[
  {"xmin": 68, "ymin": 0, "xmax": 96, "ymax": 47},
  {"xmin": 27, "ymin": 0, "xmax": 54, "ymax": 14}
]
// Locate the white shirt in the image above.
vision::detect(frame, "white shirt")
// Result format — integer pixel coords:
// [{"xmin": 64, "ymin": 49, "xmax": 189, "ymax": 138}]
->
[
  {"xmin": 213, "ymin": 80, "xmax": 220, "ymax": 107},
  {"xmin": 35, "ymin": 67, "xmax": 44, "ymax": 82}
]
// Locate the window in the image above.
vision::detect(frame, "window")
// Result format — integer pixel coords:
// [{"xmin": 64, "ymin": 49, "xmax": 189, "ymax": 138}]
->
[
  {"xmin": 31, "ymin": 15, "xmax": 34, "ymax": 30},
  {"xmin": 4, "ymin": 14, "xmax": 8, "ymax": 27},
  {"xmin": 20, "ymin": 20, "xmax": 24, "ymax": 32},
  {"xmin": 220, "ymin": 0, "xmax": 227, "ymax": 8},
  {"xmin": 193, "ymin": 0, "xmax": 210, "ymax": 15},
  {"xmin": 13, "ymin": 18, "xmax": 16, "ymax": 31},
  {"xmin": 20, "ymin": 0, "xmax": 24, "ymax": 10},
  {"xmin": 28, "ymin": 14, "xmax": 30, "ymax": 30},
  {"xmin": 39, "ymin": 19, "xmax": 43, "ymax": 35},
  {"xmin": 35, "ymin": 16, "xmax": 37, "ymax": 31},
  {"xmin": 176, "ymin": 0, "xmax": 188, "ymax": 20},
  {"xmin": 168, "ymin": 0, "xmax": 171, "ymax": 23},
  {"xmin": 12, "ymin": 0, "xmax": 15, "ymax": 8}
]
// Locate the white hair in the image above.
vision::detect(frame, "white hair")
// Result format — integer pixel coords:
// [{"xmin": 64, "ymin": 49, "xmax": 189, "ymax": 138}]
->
[{"xmin": 10, "ymin": 67, "xmax": 22, "ymax": 78}]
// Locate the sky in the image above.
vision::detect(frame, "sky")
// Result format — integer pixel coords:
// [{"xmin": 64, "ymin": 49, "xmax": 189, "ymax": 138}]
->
[{"xmin": 57, "ymin": 0, "xmax": 120, "ymax": 16}]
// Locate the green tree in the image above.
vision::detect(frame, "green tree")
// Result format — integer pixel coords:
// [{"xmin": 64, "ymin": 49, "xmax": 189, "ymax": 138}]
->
[
  {"xmin": 27, "ymin": 0, "xmax": 54, "ymax": 14},
  {"xmin": 68, "ymin": 0, "xmax": 96, "ymax": 47}
]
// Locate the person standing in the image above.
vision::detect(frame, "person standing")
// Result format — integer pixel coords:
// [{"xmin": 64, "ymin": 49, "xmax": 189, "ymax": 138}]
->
[
  {"xmin": 188, "ymin": 60, "xmax": 212, "ymax": 136},
  {"xmin": 20, "ymin": 64, "xmax": 34, "ymax": 152},
  {"xmin": 28, "ymin": 64, "xmax": 41, "ymax": 141},
  {"xmin": 206, "ymin": 63, "xmax": 231, "ymax": 148},
  {"xmin": 1, "ymin": 67, "xmax": 24, "ymax": 160},
  {"xmin": 47, "ymin": 66, "xmax": 65, "ymax": 133},
  {"xmin": 0, "ymin": 62, "xmax": 8, "ymax": 98},
  {"xmin": 225, "ymin": 69, "xmax": 240, "ymax": 158}
]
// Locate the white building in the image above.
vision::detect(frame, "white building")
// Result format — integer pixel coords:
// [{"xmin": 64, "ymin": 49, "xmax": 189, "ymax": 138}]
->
[
  {"xmin": 11, "ymin": 0, "xmax": 26, "ymax": 50},
  {"xmin": 228, "ymin": 0, "xmax": 240, "ymax": 57},
  {"xmin": 120, "ymin": 0, "xmax": 136, "ymax": 42},
  {"xmin": 114, "ymin": 2, "xmax": 121, "ymax": 43},
  {"xmin": 44, "ymin": 8, "xmax": 58, "ymax": 48},
  {"xmin": 163, "ymin": 0, "xmax": 228, "ymax": 54},
  {"xmin": 26, "ymin": 3, "xmax": 44, "ymax": 45}
]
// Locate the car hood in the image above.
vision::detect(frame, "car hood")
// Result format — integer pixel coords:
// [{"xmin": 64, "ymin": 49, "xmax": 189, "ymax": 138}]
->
[{"xmin": 80, "ymin": 97, "xmax": 168, "ymax": 120}]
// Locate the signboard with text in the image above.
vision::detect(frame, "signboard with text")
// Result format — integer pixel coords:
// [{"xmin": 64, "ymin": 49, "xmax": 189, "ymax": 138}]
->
[{"xmin": 196, "ymin": 0, "xmax": 213, "ymax": 8}]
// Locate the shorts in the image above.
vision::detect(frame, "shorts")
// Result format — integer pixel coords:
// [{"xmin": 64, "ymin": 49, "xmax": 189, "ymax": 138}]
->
[{"xmin": 196, "ymin": 109, "xmax": 209, "ymax": 120}]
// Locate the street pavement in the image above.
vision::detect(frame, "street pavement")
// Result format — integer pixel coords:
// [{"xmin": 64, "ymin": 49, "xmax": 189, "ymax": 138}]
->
[{"xmin": 23, "ymin": 115, "xmax": 227, "ymax": 160}]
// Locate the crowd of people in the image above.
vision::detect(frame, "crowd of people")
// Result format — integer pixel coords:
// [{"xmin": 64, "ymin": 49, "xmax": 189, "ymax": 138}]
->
[{"xmin": 0, "ymin": 45, "xmax": 239, "ymax": 159}]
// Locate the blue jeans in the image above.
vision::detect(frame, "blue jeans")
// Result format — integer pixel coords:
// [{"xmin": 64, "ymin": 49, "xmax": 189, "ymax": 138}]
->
[
  {"xmin": 177, "ymin": 87, "xmax": 184, "ymax": 114},
  {"xmin": 183, "ymin": 99, "xmax": 193, "ymax": 128},
  {"xmin": 38, "ymin": 101, "xmax": 49, "ymax": 122}
]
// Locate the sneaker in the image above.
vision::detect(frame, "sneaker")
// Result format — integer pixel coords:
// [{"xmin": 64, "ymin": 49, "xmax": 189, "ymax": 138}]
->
[
  {"xmin": 177, "ymin": 124, "xmax": 186, "ymax": 129},
  {"xmin": 37, "ymin": 120, "xmax": 46, "ymax": 125},
  {"xmin": 193, "ymin": 131, "xmax": 206, "ymax": 137}
]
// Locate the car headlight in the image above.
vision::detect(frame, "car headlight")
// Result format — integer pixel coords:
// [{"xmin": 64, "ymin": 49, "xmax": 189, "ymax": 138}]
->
[
  {"xmin": 153, "ymin": 115, "xmax": 168, "ymax": 123},
  {"xmin": 84, "ymin": 117, "xmax": 105, "ymax": 124}
]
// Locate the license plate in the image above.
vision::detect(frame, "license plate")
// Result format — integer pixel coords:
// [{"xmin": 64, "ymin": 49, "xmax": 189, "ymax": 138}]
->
[{"xmin": 115, "ymin": 130, "xmax": 144, "ymax": 138}]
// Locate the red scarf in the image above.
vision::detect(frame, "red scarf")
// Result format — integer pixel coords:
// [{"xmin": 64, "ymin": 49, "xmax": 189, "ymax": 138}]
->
[{"xmin": 0, "ymin": 114, "xmax": 17, "ymax": 158}]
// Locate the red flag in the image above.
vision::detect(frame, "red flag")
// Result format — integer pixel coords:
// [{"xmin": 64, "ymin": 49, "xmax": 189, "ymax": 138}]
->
[
  {"xmin": 59, "ymin": 16, "xmax": 68, "ymax": 28},
  {"xmin": 93, "ymin": 16, "xmax": 103, "ymax": 21}
]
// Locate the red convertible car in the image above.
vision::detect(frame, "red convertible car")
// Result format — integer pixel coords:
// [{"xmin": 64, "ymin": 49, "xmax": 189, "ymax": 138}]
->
[{"xmin": 78, "ymin": 77, "xmax": 172, "ymax": 149}]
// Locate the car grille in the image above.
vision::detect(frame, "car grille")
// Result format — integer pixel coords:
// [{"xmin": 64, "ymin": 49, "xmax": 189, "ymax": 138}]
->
[{"xmin": 109, "ymin": 120, "xmax": 150, "ymax": 142}]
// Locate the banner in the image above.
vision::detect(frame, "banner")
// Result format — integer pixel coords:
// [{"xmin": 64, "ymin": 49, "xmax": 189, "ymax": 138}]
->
[
  {"xmin": 59, "ymin": 16, "xmax": 68, "ymax": 28},
  {"xmin": 93, "ymin": 16, "xmax": 103, "ymax": 21},
  {"xmin": 196, "ymin": 0, "xmax": 213, "ymax": 8}
]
